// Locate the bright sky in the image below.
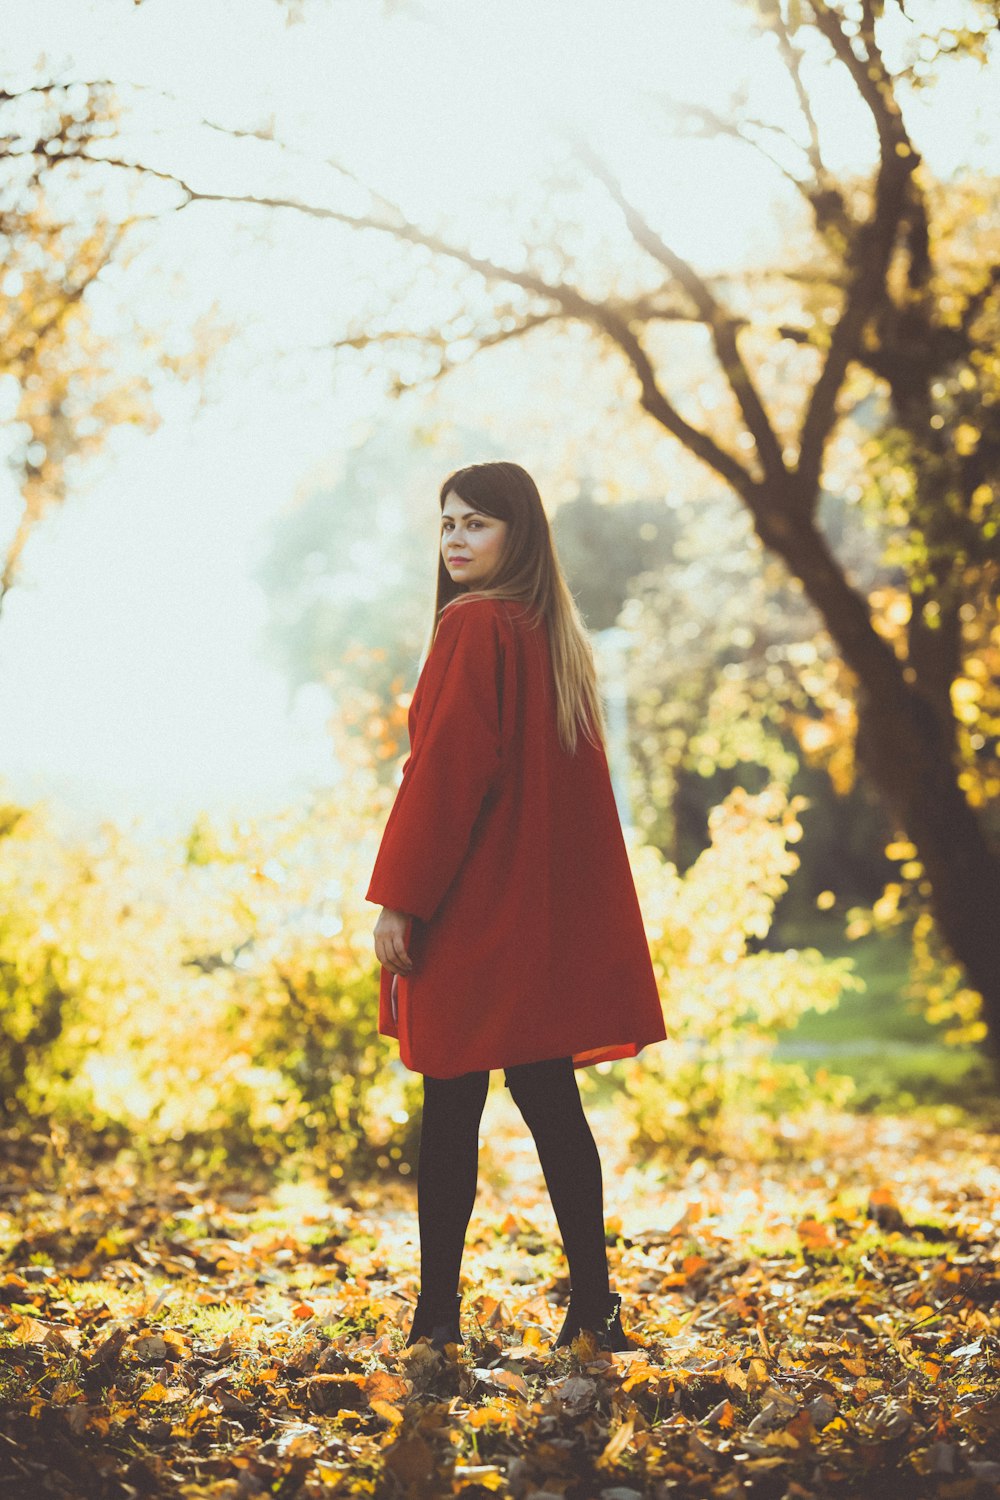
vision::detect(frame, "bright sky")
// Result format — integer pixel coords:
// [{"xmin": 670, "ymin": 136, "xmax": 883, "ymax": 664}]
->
[{"xmin": 0, "ymin": 0, "xmax": 996, "ymax": 837}]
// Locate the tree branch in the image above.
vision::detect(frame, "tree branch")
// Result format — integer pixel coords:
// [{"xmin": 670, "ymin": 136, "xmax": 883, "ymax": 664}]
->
[
  {"xmin": 4, "ymin": 226, "xmax": 130, "ymax": 372},
  {"xmin": 630, "ymin": 295, "xmax": 815, "ymax": 344},
  {"xmin": 81, "ymin": 147, "xmax": 757, "ymax": 493},
  {"xmin": 806, "ymin": 0, "xmax": 912, "ymax": 154},
  {"xmin": 81, "ymin": 151, "xmax": 616, "ymax": 318},
  {"xmin": 572, "ymin": 137, "xmax": 787, "ymax": 483},
  {"xmin": 608, "ymin": 317, "xmax": 757, "ymax": 494},
  {"xmin": 659, "ymin": 96, "xmax": 816, "ymax": 200},
  {"xmin": 796, "ymin": 156, "xmax": 913, "ymax": 499},
  {"xmin": 772, "ymin": 9, "xmax": 827, "ymax": 183},
  {"xmin": 795, "ymin": 2, "xmax": 922, "ymax": 502},
  {"xmin": 322, "ymin": 311, "xmax": 560, "ymax": 355},
  {"xmin": 319, "ymin": 310, "xmax": 561, "ymax": 381}
]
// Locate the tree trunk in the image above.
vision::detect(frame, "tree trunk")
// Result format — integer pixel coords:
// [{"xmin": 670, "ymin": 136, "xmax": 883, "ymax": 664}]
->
[
  {"xmin": 750, "ymin": 490, "xmax": 1000, "ymax": 1077},
  {"xmin": 855, "ymin": 679, "xmax": 1000, "ymax": 1073}
]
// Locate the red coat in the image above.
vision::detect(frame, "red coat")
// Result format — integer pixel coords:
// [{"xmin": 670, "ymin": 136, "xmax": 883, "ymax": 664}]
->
[{"xmin": 365, "ymin": 596, "xmax": 668, "ymax": 1078}]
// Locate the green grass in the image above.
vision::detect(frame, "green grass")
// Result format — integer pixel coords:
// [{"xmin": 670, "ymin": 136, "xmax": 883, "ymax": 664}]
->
[
  {"xmin": 770, "ymin": 920, "xmax": 996, "ymax": 1115},
  {"xmin": 775, "ymin": 922, "xmax": 931, "ymax": 1043},
  {"xmin": 839, "ymin": 1228, "xmax": 960, "ymax": 1263}
]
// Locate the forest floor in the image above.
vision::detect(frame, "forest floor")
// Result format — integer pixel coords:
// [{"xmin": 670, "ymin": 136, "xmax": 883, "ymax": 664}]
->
[{"xmin": 2, "ymin": 1092, "xmax": 999, "ymax": 1499}]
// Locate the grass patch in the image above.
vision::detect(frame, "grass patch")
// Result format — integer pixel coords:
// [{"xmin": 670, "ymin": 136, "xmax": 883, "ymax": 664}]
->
[{"xmin": 768, "ymin": 921, "xmax": 996, "ymax": 1116}]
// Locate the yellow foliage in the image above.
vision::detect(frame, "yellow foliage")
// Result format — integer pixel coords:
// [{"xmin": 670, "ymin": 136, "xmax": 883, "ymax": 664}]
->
[
  {"xmin": 0, "ymin": 772, "xmax": 855, "ymax": 1169},
  {"xmin": 1, "ymin": 132, "xmax": 234, "ymax": 601},
  {"xmin": 623, "ymin": 784, "xmax": 858, "ymax": 1157},
  {"xmin": 851, "ymin": 863, "xmax": 987, "ymax": 1046},
  {"xmin": 0, "ymin": 755, "xmax": 419, "ymax": 1174}
]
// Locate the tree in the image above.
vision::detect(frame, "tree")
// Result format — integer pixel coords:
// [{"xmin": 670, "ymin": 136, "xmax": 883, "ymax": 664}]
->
[
  {"xmin": 64, "ymin": 0, "xmax": 1000, "ymax": 1068},
  {"xmin": 0, "ymin": 75, "xmax": 226, "ymax": 617}
]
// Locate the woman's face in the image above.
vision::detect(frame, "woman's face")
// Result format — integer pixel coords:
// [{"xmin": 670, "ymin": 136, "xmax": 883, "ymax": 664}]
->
[{"xmin": 440, "ymin": 490, "xmax": 508, "ymax": 587}]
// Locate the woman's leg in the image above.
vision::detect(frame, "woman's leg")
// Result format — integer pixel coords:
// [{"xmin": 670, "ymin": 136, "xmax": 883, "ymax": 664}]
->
[
  {"xmin": 504, "ymin": 1055, "xmax": 611, "ymax": 1310},
  {"xmin": 416, "ymin": 1068, "xmax": 490, "ymax": 1308}
]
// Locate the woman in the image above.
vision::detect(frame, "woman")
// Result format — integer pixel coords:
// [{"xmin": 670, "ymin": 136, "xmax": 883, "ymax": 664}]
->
[{"xmin": 367, "ymin": 461, "xmax": 667, "ymax": 1354}]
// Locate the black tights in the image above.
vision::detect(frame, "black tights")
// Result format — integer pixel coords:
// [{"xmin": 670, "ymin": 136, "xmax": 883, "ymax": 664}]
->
[{"xmin": 416, "ymin": 1055, "xmax": 610, "ymax": 1311}]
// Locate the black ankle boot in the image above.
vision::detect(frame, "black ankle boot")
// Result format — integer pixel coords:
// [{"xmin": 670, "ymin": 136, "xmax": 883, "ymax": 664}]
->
[
  {"xmin": 405, "ymin": 1293, "xmax": 464, "ymax": 1350},
  {"xmin": 553, "ymin": 1291, "xmax": 633, "ymax": 1352}
]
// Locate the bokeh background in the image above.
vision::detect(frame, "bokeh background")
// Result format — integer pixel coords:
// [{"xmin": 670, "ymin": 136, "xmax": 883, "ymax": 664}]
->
[{"xmin": 2, "ymin": 0, "xmax": 999, "ymax": 1178}]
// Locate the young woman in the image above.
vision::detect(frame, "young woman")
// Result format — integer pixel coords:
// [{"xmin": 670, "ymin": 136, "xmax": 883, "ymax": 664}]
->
[{"xmin": 367, "ymin": 461, "xmax": 668, "ymax": 1354}]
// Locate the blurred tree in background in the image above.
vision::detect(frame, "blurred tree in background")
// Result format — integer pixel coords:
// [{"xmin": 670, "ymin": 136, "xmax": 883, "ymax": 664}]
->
[
  {"xmin": 0, "ymin": 739, "xmax": 424, "ymax": 1179},
  {"xmin": 0, "ymin": 76, "xmax": 224, "ymax": 615},
  {"xmin": 149, "ymin": 0, "xmax": 998, "ymax": 1067},
  {"xmin": 2, "ymin": 0, "xmax": 998, "ymax": 1141},
  {"xmin": 0, "ymin": 759, "xmax": 856, "ymax": 1175},
  {"xmin": 254, "ymin": 445, "xmax": 898, "ymax": 937}
]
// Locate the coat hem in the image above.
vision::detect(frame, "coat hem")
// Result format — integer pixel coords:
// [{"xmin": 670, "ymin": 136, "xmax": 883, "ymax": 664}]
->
[{"xmin": 375, "ymin": 1025, "xmax": 668, "ymax": 1078}]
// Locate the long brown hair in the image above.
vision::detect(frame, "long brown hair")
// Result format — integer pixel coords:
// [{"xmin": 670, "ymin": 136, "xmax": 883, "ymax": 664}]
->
[{"xmin": 430, "ymin": 461, "xmax": 607, "ymax": 755}]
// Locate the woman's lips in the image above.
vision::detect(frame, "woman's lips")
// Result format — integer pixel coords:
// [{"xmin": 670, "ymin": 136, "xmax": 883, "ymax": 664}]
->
[{"xmin": 449, "ymin": 557, "xmax": 471, "ymax": 565}]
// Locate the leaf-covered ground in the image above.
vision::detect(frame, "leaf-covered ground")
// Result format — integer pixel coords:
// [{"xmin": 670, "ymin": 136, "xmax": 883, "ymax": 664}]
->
[{"xmin": 2, "ymin": 1093, "xmax": 999, "ymax": 1500}]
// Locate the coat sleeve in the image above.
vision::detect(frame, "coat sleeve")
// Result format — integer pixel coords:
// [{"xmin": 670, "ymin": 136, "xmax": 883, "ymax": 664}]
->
[{"xmin": 365, "ymin": 602, "xmax": 506, "ymax": 922}]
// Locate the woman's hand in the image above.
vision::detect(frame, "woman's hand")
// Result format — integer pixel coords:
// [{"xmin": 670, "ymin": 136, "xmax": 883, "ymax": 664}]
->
[{"xmin": 374, "ymin": 907, "xmax": 414, "ymax": 977}]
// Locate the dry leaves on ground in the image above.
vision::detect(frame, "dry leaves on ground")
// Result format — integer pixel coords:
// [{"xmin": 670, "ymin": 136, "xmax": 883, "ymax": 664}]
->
[{"xmin": 1, "ymin": 1105, "xmax": 998, "ymax": 1499}]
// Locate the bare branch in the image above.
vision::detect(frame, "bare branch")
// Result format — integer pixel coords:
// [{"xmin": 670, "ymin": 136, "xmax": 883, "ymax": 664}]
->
[
  {"xmin": 320, "ymin": 310, "xmax": 559, "ymax": 357},
  {"xmin": 796, "ymin": 153, "xmax": 914, "ymax": 500},
  {"xmin": 806, "ymin": 0, "xmax": 912, "ymax": 154},
  {"xmin": 628, "ymin": 295, "xmax": 814, "ymax": 343},
  {"xmin": 572, "ymin": 137, "xmax": 786, "ymax": 483},
  {"xmin": 794, "ymin": 1, "xmax": 924, "ymax": 500},
  {"xmin": 81, "ymin": 147, "xmax": 756, "ymax": 493},
  {"xmin": 607, "ymin": 317, "xmax": 757, "ymax": 495},
  {"xmin": 730, "ymin": 265, "xmax": 847, "ymax": 289},
  {"xmin": 338, "ymin": 312, "xmax": 568, "ymax": 398},
  {"xmin": 772, "ymin": 10, "xmax": 826, "ymax": 182},
  {"xmin": 196, "ymin": 109, "xmax": 414, "ymax": 227},
  {"xmin": 81, "ymin": 151, "xmax": 614, "ymax": 316},
  {"xmin": 662, "ymin": 96, "xmax": 809, "ymax": 172}
]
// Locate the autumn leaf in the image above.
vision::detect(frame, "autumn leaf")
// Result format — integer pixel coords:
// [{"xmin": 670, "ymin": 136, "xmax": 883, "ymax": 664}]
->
[{"xmin": 596, "ymin": 1416, "xmax": 636, "ymax": 1466}]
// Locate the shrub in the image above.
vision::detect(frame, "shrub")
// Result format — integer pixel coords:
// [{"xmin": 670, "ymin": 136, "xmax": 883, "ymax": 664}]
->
[
  {"xmin": 621, "ymin": 784, "xmax": 859, "ymax": 1159},
  {"xmin": 0, "ymin": 763, "xmax": 420, "ymax": 1180}
]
